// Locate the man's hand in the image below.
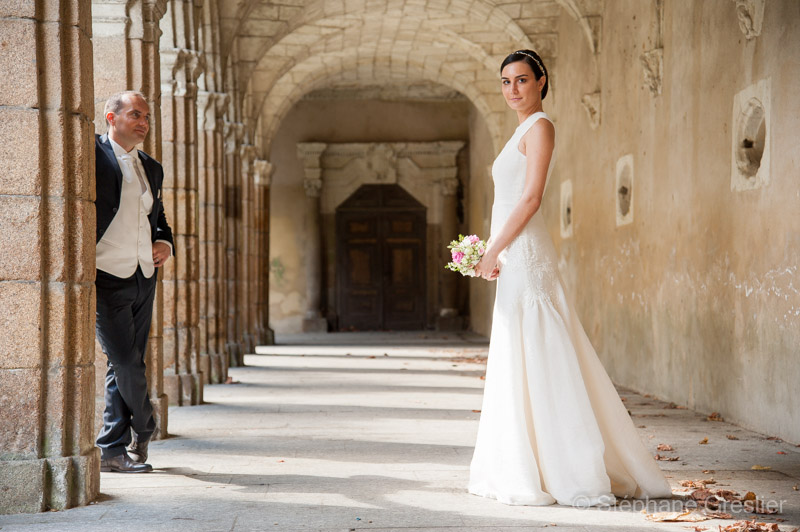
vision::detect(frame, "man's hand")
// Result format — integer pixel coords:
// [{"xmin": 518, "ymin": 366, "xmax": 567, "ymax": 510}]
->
[{"xmin": 152, "ymin": 242, "xmax": 171, "ymax": 268}]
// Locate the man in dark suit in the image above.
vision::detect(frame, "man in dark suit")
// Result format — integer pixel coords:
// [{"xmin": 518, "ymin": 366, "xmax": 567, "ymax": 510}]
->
[{"xmin": 95, "ymin": 91, "xmax": 174, "ymax": 473}]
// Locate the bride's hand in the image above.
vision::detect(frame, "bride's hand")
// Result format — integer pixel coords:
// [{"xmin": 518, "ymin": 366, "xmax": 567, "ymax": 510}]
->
[{"xmin": 475, "ymin": 253, "xmax": 499, "ymax": 281}]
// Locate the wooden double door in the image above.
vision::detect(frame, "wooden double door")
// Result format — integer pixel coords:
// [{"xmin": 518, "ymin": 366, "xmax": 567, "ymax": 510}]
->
[{"xmin": 336, "ymin": 185, "xmax": 426, "ymax": 331}]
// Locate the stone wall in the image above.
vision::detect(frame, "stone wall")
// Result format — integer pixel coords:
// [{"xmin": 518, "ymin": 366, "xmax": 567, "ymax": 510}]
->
[{"xmin": 549, "ymin": 0, "xmax": 800, "ymax": 443}]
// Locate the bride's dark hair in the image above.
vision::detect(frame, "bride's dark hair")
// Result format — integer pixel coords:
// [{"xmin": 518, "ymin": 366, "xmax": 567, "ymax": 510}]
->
[{"xmin": 501, "ymin": 49, "xmax": 549, "ymax": 100}]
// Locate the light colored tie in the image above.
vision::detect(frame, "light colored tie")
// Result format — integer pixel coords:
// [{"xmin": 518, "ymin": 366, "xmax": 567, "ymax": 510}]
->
[{"xmin": 119, "ymin": 154, "xmax": 148, "ymax": 194}]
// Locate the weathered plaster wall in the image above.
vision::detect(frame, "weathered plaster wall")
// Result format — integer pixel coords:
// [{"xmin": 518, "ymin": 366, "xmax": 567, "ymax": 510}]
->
[
  {"xmin": 268, "ymin": 98, "xmax": 470, "ymax": 333},
  {"xmin": 551, "ymin": 1, "xmax": 800, "ymax": 442}
]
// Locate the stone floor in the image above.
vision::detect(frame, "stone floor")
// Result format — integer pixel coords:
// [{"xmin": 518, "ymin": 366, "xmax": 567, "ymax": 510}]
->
[{"xmin": 1, "ymin": 332, "xmax": 798, "ymax": 532}]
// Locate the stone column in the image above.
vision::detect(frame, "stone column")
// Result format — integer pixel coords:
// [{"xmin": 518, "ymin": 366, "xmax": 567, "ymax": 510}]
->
[
  {"xmin": 239, "ymin": 145, "xmax": 256, "ymax": 353},
  {"xmin": 196, "ymin": 90, "xmax": 229, "ymax": 383},
  {"xmin": 0, "ymin": 0, "xmax": 99, "ymax": 513},
  {"xmin": 159, "ymin": 0, "xmax": 205, "ymax": 405},
  {"xmin": 437, "ymin": 176, "xmax": 462, "ymax": 330},
  {"xmin": 253, "ymin": 159, "xmax": 275, "ymax": 345},
  {"xmin": 224, "ymin": 121, "xmax": 245, "ymax": 366},
  {"xmin": 91, "ymin": 0, "xmax": 170, "ymax": 439},
  {"xmin": 296, "ymin": 143, "xmax": 328, "ymax": 333}
]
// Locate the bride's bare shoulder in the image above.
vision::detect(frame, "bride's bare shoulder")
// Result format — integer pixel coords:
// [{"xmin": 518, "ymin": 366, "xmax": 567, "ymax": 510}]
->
[{"xmin": 519, "ymin": 118, "xmax": 555, "ymax": 155}]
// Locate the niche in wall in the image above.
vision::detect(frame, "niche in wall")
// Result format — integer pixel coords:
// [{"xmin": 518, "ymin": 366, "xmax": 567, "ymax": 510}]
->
[
  {"xmin": 731, "ymin": 78, "xmax": 771, "ymax": 191},
  {"xmin": 560, "ymin": 179, "xmax": 573, "ymax": 238},
  {"xmin": 615, "ymin": 154, "xmax": 634, "ymax": 227}
]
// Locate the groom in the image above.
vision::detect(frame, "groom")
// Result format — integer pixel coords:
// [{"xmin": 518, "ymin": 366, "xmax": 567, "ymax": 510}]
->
[{"xmin": 95, "ymin": 91, "xmax": 173, "ymax": 473}]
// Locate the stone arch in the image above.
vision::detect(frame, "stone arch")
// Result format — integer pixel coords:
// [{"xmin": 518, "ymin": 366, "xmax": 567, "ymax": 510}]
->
[
  {"xmin": 256, "ymin": 50, "xmax": 506, "ymax": 156},
  {"xmin": 554, "ymin": 0, "xmax": 602, "ymax": 54}
]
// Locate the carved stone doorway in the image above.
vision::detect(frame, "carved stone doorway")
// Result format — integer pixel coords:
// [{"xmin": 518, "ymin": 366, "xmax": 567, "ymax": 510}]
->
[{"xmin": 336, "ymin": 184, "xmax": 426, "ymax": 331}]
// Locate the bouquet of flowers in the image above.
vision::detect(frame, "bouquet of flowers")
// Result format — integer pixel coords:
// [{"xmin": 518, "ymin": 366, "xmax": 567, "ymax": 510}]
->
[{"xmin": 445, "ymin": 234, "xmax": 487, "ymax": 277}]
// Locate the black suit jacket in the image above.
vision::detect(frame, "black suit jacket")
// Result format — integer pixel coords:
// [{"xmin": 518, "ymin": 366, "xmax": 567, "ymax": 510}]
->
[{"xmin": 95, "ymin": 134, "xmax": 174, "ymax": 251}]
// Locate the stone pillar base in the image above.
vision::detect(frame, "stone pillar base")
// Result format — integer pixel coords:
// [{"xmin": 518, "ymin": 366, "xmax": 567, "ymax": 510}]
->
[
  {"xmin": 242, "ymin": 332, "xmax": 255, "ymax": 355},
  {"xmin": 179, "ymin": 374, "xmax": 202, "ymax": 405},
  {"xmin": 219, "ymin": 350, "xmax": 230, "ymax": 382},
  {"xmin": 436, "ymin": 315, "xmax": 465, "ymax": 331},
  {"xmin": 164, "ymin": 374, "xmax": 202, "ymax": 405},
  {"xmin": 264, "ymin": 326, "xmax": 275, "ymax": 345},
  {"xmin": 227, "ymin": 341, "xmax": 244, "ymax": 367},
  {"xmin": 255, "ymin": 325, "xmax": 275, "ymax": 346},
  {"xmin": 302, "ymin": 317, "xmax": 328, "ymax": 333},
  {"xmin": 0, "ymin": 449, "xmax": 100, "ymax": 514},
  {"xmin": 150, "ymin": 394, "xmax": 169, "ymax": 440},
  {"xmin": 164, "ymin": 374, "xmax": 180, "ymax": 406},
  {"xmin": 208, "ymin": 349, "xmax": 223, "ymax": 383},
  {"xmin": 199, "ymin": 353, "xmax": 212, "ymax": 385}
]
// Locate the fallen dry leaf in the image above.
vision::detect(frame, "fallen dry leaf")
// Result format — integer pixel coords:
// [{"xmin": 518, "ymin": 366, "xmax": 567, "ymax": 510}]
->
[
  {"xmin": 707, "ymin": 412, "xmax": 724, "ymax": 422},
  {"xmin": 657, "ymin": 443, "xmax": 675, "ymax": 451},
  {"xmin": 751, "ymin": 465, "xmax": 772, "ymax": 471},
  {"xmin": 479, "ymin": 375, "xmax": 485, "ymax": 380},
  {"xmin": 766, "ymin": 436, "xmax": 783, "ymax": 442},
  {"xmin": 645, "ymin": 510, "xmax": 731, "ymax": 522},
  {"xmin": 744, "ymin": 500, "xmax": 779, "ymax": 515},
  {"xmin": 449, "ymin": 355, "xmax": 487, "ymax": 364},
  {"xmin": 776, "ymin": 451, "xmax": 786, "ymax": 455},
  {"xmin": 703, "ymin": 469, "xmax": 715, "ymax": 474},
  {"xmin": 792, "ymin": 485, "xmax": 798, "ymax": 491},
  {"xmin": 471, "ymin": 409, "xmax": 481, "ymax": 413},
  {"xmin": 655, "ymin": 454, "xmax": 680, "ymax": 461},
  {"xmin": 727, "ymin": 434, "xmax": 740, "ymax": 440},
  {"xmin": 679, "ymin": 479, "xmax": 716, "ymax": 488},
  {"xmin": 719, "ymin": 520, "xmax": 782, "ymax": 532},
  {"xmin": 699, "ymin": 437, "xmax": 709, "ymax": 444}
]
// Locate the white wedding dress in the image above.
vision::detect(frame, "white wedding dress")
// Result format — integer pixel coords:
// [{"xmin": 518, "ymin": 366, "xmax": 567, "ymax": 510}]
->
[{"xmin": 468, "ymin": 112, "xmax": 672, "ymax": 506}]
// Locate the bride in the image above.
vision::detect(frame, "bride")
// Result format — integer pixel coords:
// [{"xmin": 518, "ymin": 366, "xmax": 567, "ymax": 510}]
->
[{"xmin": 469, "ymin": 50, "xmax": 673, "ymax": 507}]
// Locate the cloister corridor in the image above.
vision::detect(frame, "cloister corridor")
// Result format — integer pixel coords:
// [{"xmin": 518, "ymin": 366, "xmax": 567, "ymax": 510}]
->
[
  {"xmin": 2, "ymin": 0, "xmax": 799, "ymax": 525},
  {"xmin": 1, "ymin": 332, "xmax": 798, "ymax": 531}
]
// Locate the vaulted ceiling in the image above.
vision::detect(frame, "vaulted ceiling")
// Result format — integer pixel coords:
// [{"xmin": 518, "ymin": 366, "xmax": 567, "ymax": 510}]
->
[{"xmin": 214, "ymin": 0, "xmax": 602, "ymax": 151}]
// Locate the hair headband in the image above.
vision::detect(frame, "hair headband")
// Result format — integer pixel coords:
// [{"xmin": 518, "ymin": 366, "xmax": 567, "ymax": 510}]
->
[{"xmin": 514, "ymin": 50, "xmax": 545, "ymax": 76}]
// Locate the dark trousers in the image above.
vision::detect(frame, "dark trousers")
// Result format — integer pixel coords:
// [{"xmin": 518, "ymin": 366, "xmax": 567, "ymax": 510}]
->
[{"xmin": 95, "ymin": 266, "xmax": 157, "ymax": 458}]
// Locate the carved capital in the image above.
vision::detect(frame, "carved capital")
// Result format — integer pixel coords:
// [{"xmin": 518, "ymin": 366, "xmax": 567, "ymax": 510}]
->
[
  {"xmin": 732, "ymin": 0, "xmax": 765, "ymax": 40},
  {"xmin": 581, "ymin": 91, "xmax": 601, "ymax": 129},
  {"xmin": 303, "ymin": 177, "xmax": 323, "ymax": 197},
  {"xmin": 296, "ymin": 143, "xmax": 327, "ymax": 168},
  {"xmin": 240, "ymin": 144, "xmax": 256, "ymax": 174},
  {"xmin": 440, "ymin": 177, "xmax": 459, "ymax": 196},
  {"xmin": 641, "ymin": 48, "xmax": 663, "ymax": 96},
  {"xmin": 254, "ymin": 159, "xmax": 273, "ymax": 187}
]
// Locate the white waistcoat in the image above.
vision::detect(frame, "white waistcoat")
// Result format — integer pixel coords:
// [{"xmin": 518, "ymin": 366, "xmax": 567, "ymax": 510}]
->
[{"xmin": 96, "ymin": 150, "xmax": 156, "ymax": 279}]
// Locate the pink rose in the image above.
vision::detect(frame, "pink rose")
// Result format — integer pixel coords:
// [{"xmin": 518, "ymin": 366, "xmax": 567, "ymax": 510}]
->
[
  {"xmin": 452, "ymin": 251, "xmax": 465, "ymax": 264},
  {"xmin": 467, "ymin": 235, "xmax": 480, "ymax": 244}
]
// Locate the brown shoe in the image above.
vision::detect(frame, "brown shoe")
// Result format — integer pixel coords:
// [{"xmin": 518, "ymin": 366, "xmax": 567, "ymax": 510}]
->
[
  {"xmin": 127, "ymin": 439, "xmax": 149, "ymax": 464},
  {"xmin": 100, "ymin": 452, "xmax": 153, "ymax": 473}
]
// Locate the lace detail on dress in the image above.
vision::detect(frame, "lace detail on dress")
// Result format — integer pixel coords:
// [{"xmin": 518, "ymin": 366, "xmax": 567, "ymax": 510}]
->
[{"xmin": 499, "ymin": 233, "xmax": 559, "ymax": 307}]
